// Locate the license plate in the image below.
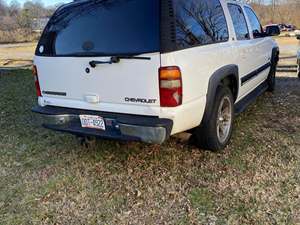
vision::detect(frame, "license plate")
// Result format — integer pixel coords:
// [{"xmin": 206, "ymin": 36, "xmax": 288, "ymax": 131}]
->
[{"xmin": 79, "ymin": 115, "xmax": 106, "ymax": 130}]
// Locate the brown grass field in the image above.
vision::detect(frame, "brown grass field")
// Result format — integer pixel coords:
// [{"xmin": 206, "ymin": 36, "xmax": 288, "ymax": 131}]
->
[
  {"xmin": 0, "ymin": 69, "xmax": 299, "ymax": 225},
  {"xmin": 0, "ymin": 37, "xmax": 299, "ymax": 225}
]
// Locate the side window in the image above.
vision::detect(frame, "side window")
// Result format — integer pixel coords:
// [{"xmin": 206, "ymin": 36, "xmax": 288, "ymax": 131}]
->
[
  {"xmin": 228, "ymin": 4, "xmax": 250, "ymax": 40},
  {"xmin": 174, "ymin": 0, "xmax": 229, "ymax": 49},
  {"xmin": 244, "ymin": 7, "xmax": 264, "ymax": 38}
]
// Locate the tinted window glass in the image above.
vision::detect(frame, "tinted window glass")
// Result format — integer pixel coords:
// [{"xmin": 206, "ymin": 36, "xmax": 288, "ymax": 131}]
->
[
  {"xmin": 174, "ymin": 0, "xmax": 229, "ymax": 49},
  {"xmin": 244, "ymin": 7, "xmax": 264, "ymax": 38},
  {"xmin": 37, "ymin": 0, "xmax": 159, "ymax": 56},
  {"xmin": 228, "ymin": 4, "xmax": 249, "ymax": 40}
]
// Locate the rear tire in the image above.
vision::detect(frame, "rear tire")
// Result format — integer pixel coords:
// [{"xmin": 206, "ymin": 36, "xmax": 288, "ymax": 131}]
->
[{"xmin": 191, "ymin": 86, "xmax": 234, "ymax": 151}]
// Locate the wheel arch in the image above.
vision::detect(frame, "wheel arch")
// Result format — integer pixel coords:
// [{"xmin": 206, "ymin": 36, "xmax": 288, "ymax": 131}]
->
[{"xmin": 201, "ymin": 64, "xmax": 239, "ymax": 125}]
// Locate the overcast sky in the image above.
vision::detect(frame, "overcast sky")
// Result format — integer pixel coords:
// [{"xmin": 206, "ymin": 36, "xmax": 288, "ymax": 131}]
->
[{"xmin": 6, "ymin": 0, "xmax": 72, "ymax": 6}]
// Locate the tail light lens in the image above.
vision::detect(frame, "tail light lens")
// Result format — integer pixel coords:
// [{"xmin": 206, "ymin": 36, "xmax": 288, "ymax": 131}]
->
[
  {"xmin": 159, "ymin": 66, "xmax": 182, "ymax": 107},
  {"xmin": 32, "ymin": 65, "xmax": 42, "ymax": 97}
]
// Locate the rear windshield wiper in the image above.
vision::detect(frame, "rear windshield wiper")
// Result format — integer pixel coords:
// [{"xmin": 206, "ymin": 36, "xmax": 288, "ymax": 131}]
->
[{"xmin": 89, "ymin": 55, "xmax": 151, "ymax": 68}]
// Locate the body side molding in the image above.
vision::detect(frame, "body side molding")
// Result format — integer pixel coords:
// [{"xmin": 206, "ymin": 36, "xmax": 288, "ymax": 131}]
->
[{"xmin": 241, "ymin": 62, "xmax": 271, "ymax": 85}]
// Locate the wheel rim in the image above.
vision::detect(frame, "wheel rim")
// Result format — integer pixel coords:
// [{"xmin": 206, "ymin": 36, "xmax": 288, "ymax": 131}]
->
[{"xmin": 216, "ymin": 96, "xmax": 232, "ymax": 144}]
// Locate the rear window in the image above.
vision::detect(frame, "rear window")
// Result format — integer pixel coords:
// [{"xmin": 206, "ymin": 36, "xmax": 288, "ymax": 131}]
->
[{"xmin": 36, "ymin": 0, "xmax": 160, "ymax": 57}]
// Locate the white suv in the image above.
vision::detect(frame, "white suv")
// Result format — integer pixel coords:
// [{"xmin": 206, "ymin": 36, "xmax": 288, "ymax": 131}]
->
[{"xmin": 32, "ymin": 0, "xmax": 280, "ymax": 151}]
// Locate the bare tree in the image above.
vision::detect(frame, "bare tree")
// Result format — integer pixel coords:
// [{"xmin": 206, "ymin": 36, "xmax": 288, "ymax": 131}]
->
[
  {"xmin": 9, "ymin": 0, "xmax": 21, "ymax": 17},
  {"xmin": 0, "ymin": 0, "xmax": 7, "ymax": 16}
]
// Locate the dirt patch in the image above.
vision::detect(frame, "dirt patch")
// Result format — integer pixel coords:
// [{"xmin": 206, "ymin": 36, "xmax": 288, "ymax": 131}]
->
[
  {"xmin": 275, "ymin": 36, "xmax": 299, "ymax": 45},
  {"xmin": 275, "ymin": 37, "xmax": 300, "ymax": 59},
  {"xmin": 0, "ymin": 43, "xmax": 36, "ymax": 67},
  {"xmin": 0, "ymin": 43, "xmax": 36, "ymax": 60}
]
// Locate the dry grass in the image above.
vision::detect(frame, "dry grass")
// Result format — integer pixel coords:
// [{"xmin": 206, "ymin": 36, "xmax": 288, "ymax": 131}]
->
[
  {"xmin": 274, "ymin": 37, "xmax": 299, "ymax": 66},
  {"xmin": 0, "ymin": 43, "xmax": 36, "ymax": 59},
  {"xmin": 275, "ymin": 36, "xmax": 299, "ymax": 46},
  {"xmin": 275, "ymin": 36, "xmax": 298, "ymax": 45},
  {"xmin": 0, "ymin": 30, "xmax": 40, "ymax": 44},
  {"xmin": 0, "ymin": 70, "xmax": 299, "ymax": 225}
]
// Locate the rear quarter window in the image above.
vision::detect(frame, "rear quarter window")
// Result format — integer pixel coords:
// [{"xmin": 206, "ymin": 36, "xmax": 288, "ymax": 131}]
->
[{"xmin": 173, "ymin": 0, "xmax": 229, "ymax": 50}]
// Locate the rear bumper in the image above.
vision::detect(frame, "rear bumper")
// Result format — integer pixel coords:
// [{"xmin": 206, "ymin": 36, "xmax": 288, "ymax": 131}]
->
[{"xmin": 32, "ymin": 106, "xmax": 173, "ymax": 144}]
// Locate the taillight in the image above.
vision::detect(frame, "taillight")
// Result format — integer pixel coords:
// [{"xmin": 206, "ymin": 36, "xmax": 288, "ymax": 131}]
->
[
  {"xmin": 32, "ymin": 65, "xmax": 42, "ymax": 97},
  {"xmin": 159, "ymin": 66, "xmax": 182, "ymax": 107}
]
